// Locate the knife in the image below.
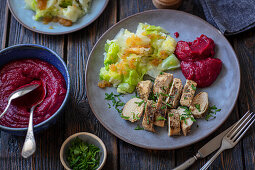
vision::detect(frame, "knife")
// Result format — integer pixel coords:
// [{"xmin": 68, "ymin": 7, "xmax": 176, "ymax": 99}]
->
[{"xmin": 173, "ymin": 124, "xmax": 234, "ymax": 170}]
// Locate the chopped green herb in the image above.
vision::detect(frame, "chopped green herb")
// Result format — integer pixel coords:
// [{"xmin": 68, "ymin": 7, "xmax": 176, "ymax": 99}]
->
[
  {"xmin": 184, "ymin": 96, "xmax": 187, "ymax": 100},
  {"xmin": 146, "ymin": 115, "xmax": 150, "ymax": 125},
  {"xmin": 166, "ymin": 103, "xmax": 172, "ymax": 107},
  {"xmin": 195, "ymin": 104, "xmax": 201, "ymax": 112},
  {"xmin": 135, "ymin": 100, "xmax": 144, "ymax": 107},
  {"xmin": 66, "ymin": 137, "xmax": 100, "ymax": 170},
  {"xmin": 121, "ymin": 115, "xmax": 130, "ymax": 119},
  {"xmin": 105, "ymin": 92, "xmax": 125, "ymax": 113},
  {"xmin": 160, "ymin": 72, "xmax": 163, "ymax": 75},
  {"xmin": 156, "ymin": 116, "xmax": 166, "ymax": 121},
  {"xmin": 191, "ymin": 84, "xmax": 196, "ymax": 90},
  {"xmin": 161, "ymin": 105, "xmax": 166, "ymax": 110},
  {"xmin": 169, "ymin": 113, "xmax": 174, "ymax": 117},
  {"xmin": 134, "ymin": 125, "xmax": 144, "ymax": 130},
  {"xmin": 180, "ymin": 116, "xmax": 187, "ymax": 124},
  {"xmin": 159, "ymin": 92, "xmax": 170, "ymax": 97},
  {"xmin": 205, "ymin": 105, "xmax": 221, "ymax": 121},
  {"xmin": 107, "ymin": 103, "xmax": 111, "ymax": 108}
]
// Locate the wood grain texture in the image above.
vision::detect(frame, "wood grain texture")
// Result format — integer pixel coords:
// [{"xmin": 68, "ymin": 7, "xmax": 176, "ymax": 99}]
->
[
  {"xmin": 0, "ymin": 0, "xmax": 8, "ymax": 49},
  {"xmin": 65, "ymin": 0, "xmax": 118, "ymax": 170}
]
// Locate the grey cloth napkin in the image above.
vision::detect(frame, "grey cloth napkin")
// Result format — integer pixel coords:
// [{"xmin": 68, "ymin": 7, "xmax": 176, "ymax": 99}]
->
[{"xmin": 199, "ymin": 0, "xmax": 255, "ymax": 35}]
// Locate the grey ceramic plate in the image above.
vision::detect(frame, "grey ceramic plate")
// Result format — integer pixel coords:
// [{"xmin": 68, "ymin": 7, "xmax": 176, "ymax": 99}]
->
[
  {"xmin": 7, "ymin": 0, "xmax": 109, "ymax": 35},
  {"xmin": 86, "ymin": 9, "xmax": 240, "ymax": 150}
]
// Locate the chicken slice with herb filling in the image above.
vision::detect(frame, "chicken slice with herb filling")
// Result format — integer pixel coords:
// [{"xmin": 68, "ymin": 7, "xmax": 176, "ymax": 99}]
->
[
  {"xmin": 168, "ymin": 109, "xmax": 181, "ymax": 136},
  {"xmin": 122, "ymin": 98, "xmax": 144, "ymax": 122},
  {"xmin": 136, "ymin": 80, "xmax": 153, "ymax": 101},
  {"xmin": 142, "ymin": 100, "xmax": 156, "ymax": 132},
  {"xmin": 166, "ymin": 78, "xmax": 183, "ymax": 108},
  {"xmin": 180, "ymin": 80, "xmax": 197, "ymax": 107},
  {"xmin": 190, "ymin": 92, "xmax": 209, "ymax": 118}
]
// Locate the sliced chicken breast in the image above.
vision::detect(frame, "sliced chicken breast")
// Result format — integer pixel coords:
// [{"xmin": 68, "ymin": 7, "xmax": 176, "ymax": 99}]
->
[
  {"xmin": 142, "ymin": 100, "xmax": 156, "ymax": 132},
  {"xmin": 180, "ymin": 80, "xmax": 197, "ymax": 107},
  {"xmin": 122, "ymin": 98, "xmax": 144, "ymax": 122},
  {"xmin": 166, "ymin": 78, "xmax": 183, "ymax": 108},
  {"xmin": 190, "ymin": 92, "xmax": 209, "ymax": 118},
  {"xmin": 177, "ymin": 107, "xmax": 195, "ymax": 136},
  {"xmin": 168, "ymin": 109, "xmax": 181, "ymax": 136},
  {"xmin": 136, "ymin": 80, "xmax": 153, "ymax": 101}
]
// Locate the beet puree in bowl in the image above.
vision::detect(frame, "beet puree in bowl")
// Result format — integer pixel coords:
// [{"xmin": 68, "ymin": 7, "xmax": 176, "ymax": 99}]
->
[{"xmin": 0, "ymin": 44, "xmax": 70, "ymax": 135}]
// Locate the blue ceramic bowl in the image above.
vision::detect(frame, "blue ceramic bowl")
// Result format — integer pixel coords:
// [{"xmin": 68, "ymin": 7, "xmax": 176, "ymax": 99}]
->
[{"xmin": 0, "ymin": 44, "xmax": 70, "ymax": 135}]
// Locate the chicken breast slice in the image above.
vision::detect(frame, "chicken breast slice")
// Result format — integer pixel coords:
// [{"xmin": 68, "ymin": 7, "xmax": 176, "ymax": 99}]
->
[
  {"xmin": 168, "ymin": 109, "xmax": 181, "ymax": 136},
  {"xmin": 166, "ymin": 78, "xmax": 183, "ymax": 108},
  {"xmin": 180, "ymin": 80, "xmax": 197, "ymax": 107},
  {"xmin": 177, "ymin": 107, "xmax": 195, "ymax": 136},
  {"xmin": 190, "ymin": 92, "xmax": 209, "ymax": 118},
  {"xmin": 122, "ymin": 98, "xmax": 144, "ymax": 122},
  {"xmin": 153, "ymin": 72, "xmax": 173, "ymax": 127},
  {"xmin": 142, "ymin": 100, "xmax": 156, "ymax": 132},
  {"xmin": 136, "ymin": 80, "xmax": 153, "ymax": 101}
]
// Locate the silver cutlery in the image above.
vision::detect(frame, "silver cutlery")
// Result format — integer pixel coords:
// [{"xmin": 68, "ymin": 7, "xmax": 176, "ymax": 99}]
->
[
  {"xmin": 21, "ymin": 87, "xmax": 46, "ymax": 158},
  {"xmin": 0, "ymin": 84, "xmax": 40, "ymax": 118},
  {"xmin": 200, "ymin": 111, "xmax": 255, "ymax": 170},
  {"xmin": 173, "ymin": 124, "xmax": 234, "ymax": 170}
]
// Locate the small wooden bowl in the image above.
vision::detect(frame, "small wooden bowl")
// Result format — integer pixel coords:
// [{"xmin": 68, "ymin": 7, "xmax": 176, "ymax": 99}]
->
[
  {"xmin": 152, "ymin": 0, "xmax": 183, "ymax": 9},
  {"xmin": 60, "ymin": 132, "xmax": 107, "ymax": 170}
]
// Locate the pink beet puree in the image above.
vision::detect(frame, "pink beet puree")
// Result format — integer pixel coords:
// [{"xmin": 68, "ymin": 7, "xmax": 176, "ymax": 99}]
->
[
  {"xmin": 181, "ymin": 58, "xmax": 222, "ymax": 87},
  {"xmin": 175, "ymin": 34, "xmax": 215, "ymax": 61},
  {"xmin": 0, "ymin": 59, "xmax": 66, "ymax": 128}
]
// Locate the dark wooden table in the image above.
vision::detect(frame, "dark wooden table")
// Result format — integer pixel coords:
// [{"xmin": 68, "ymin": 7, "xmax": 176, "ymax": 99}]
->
[{"xmin": 0, "ymin": 0, "xmax": 254, "ymax": 169}]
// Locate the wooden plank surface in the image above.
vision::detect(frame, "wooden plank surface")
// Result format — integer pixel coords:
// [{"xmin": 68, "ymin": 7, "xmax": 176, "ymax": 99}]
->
[
  {"xmin": 0, "ymin": 0, "xmax": 254, "ymax": 169},
  {"xmin": 65, "ymin": 1, "xmax": 118, "ymax": 170}
]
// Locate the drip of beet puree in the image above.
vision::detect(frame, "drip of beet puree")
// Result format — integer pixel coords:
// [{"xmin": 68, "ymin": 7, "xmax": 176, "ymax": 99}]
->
[{"xmin": 174, "ymin": 32, "xmax": 179, "ymax": 38}]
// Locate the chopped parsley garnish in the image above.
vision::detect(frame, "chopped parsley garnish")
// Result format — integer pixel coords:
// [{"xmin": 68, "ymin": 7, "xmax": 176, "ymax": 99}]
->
[
  {"xmin": 179, "ymin": 106, "xmax": 196, "ymax": 124},
  {"xmin": 166, "ymin": 103, "xmax": 172, "ymax": 107},
  {"xmin": 146, "ymin": 115, "xmax": 150, "ymax": 125},
  {"xmin": 195, "ymin": 104, "xmax": 201, "ymax": 112},
  {"xmin": 66, "ymin": 137, "xmax": 100, "ymax": 170},
  {"xmin": 120, "ymin": 115, "xmax": 130, "ymax": 119},
  {"xmin": 205, "ymin": 105, "xmax": 221, "ymax": 121},
  {"xmin": 160, "ymin": 72, "xmax": 163, "ymax": 75},
  {"xmin": 107, "ymin": 103, "xmax": 111, "ymax": 108},
  {"xmin": 132, "ymin": 112, "xmax": 140, "ymax": 120},
  {"xmin": 169, "ymin": 113, "xmax": 174, "ymax": 117},
  {"xmin": 191, "ymin": 84, "xmax": 196, "ymax": 90},
  {"xmin": 161, "ymin": 105, "xmax": 166, "ymax": 110},
  {"xmin": 134, "ymin": 125, "xmax": 144, "ymax": 130},
  {"xmin": 159, "ymin": 92, "xmax": 170, "ymax": 97},
  {"xmin": 135, "ymin": 100, "xmax": 144, "ymax": 106},
  {"xmin": 184, "ymin": 96, "xmax": 187, "ymax": 100},
  {"xmin": 156, "ymin": 116, "xmax": 166, "ymax": 121},
  {"xmin": 105, "ymin": 92, "xmax": 125, "ymax": 114}
]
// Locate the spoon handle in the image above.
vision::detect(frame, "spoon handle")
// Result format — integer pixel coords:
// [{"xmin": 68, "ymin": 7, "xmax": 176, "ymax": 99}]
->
[
  {"xmin": 21, "ymin": 106, "xmax": 36, "ymax": 158},
  {"xmin": 0, "ymin": 100, "xmax": 12, "ymax": 118}
]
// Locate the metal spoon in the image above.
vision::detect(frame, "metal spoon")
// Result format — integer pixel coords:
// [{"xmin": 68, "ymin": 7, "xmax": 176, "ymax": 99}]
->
[
  {"xmin": 21, "ymin": 86, "xmax": 46, "ymax": 158},
  {"xmin": 0, "ymin": 84, "xmax": 40, "ymax": 119}
]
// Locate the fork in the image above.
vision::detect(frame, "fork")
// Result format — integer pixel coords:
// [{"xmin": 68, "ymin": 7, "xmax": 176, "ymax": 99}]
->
[{"xmin": 200, "ymin": 111, "xmax": 255, "ymax": 170}]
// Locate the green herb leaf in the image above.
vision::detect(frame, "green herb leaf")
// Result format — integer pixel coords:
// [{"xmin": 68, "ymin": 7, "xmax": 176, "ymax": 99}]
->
[
  {"xmin": 134, "ymin": 125, "xmax": 144, "ymax": 130},
  {"xmin": 156, "ymin": 116, "xmax": 166, "ymax": 121},
  {"xmin": 166, "ymin": 103, "xmax": 172, "ymax": 107},
  {"xmin": 160, "ymin": 72, "xmax": 163, "ymax": 75},
  {"xmin": 168, "ymin": 113, "xmax": 174, "ymax": 117},
  {"xmin": 107, "ymin": 103, "xmax": 111, "ymax": 108},
  {"xmin": 195, "ymin": 104, "xmax": 201, "ymax": 112},
  {"xmin": 160, "ymin": 105, "xmax": 166, "ymax": 110},
  {"xmin": 121, "ymin": 115, "xmax": 130, "ymax": 119},
  {"xmin": 66, "ymin": 137, "xmax": 100, "ymax": 170},
  {"xmin": 135, "ymin": 100, "xmax": 144, "ymax": 107},
  {"xmin": 191, "ymin": 84, "xmax": 196, "ymax": 91}
]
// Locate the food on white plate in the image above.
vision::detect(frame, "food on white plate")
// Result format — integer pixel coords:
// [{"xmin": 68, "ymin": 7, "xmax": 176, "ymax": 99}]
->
[
  {"xmin": 180, "ymin": 80, "xmax": 197, "ymax": 107},
  {"xmin": 98, "ymin": 23, "xmax": 180, "ymax": 94},
  {"xmin": 121, "ymin": 98, "xmax": 144, "ymax": 122},
  {"xmin": 178, "ymin": 107, "xmax": 195, "ymax": 136},
  {"xmin": 190, "ymin": 92, "xmax": 209, "ymax": 118},
  {"xmin": 136, "ymin": 80, "xmax": 153, "ymax": 101},
  {"xmin": 166, "ymin": 78, "xmax": 183, "ymax": 108},
  {"xmin": 25, "ymin": 0, "xmax": 91, "ymax": 26},
  {"xmin": 168, "ymin": 109, "xmax": 181, "ymax": 136},
  {"xmin": 153, "ymin": 72, "xmax": 173, "ymax": 127},
  {"xmin": 142, "ymin": 100, "xmax": 156, "ymax": 132}
]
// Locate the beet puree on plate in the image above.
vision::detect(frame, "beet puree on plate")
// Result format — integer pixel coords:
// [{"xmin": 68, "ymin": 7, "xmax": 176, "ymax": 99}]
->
[
  {"xmin": 0, "ymin": 59, "xmax": 67, "ymax": 128},
  {"xmin": 175, "ymin": 34, "xmax": 222, "ymax": 87}
]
